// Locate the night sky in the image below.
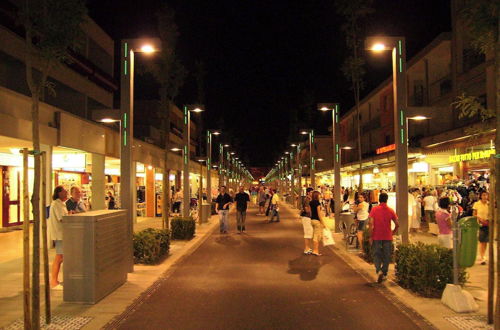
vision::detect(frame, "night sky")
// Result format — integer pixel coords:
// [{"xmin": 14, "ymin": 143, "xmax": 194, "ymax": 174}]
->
[{"xmin": 87, "ymin": 0, "xmax": 451, "ymax": 167}]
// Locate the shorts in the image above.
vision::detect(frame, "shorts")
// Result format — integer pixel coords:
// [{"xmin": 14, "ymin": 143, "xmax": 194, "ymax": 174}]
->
[
  {"xmin": 357, "ymin": 220, "xmax": 367, "ymax": 231},
  {"xmin": 311, "ymin": 220, "xmax": 324, "ymax": 242},
  {"xmin": 259, "ymin": 201, "xmax": 265, "ymax": 207},
  {"xmin": 301, "ymin": 217, "xmax": 313, "ymax": 239},
  {"xmin": 55, "ymin": 240, "xmax": 63, "ymax": 255},
  {"xmin": 479, "ymin": 226, "xmax": 489, "ymax": 243}
]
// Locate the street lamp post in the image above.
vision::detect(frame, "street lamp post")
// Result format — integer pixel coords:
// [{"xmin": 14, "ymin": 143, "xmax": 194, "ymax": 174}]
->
[
  {"xmin": 206, "ymin": 130, "xmax": 220, "ymax": 204},
  {"xmin": 366, "ymin": 36, "xmax": 409, "ymax": 243},
  {"xmin": 291, "ymin": 143, "xmax": 302, "ymax": 208},
  {"xmin": 121, "ymin": 38, "xmax": 160, "ymax": 271},
  {"xmin": 300, "ymin": 129, "xmax": 315, "ymax": 189},
  {"xmin": 182, "ymin": 105, "xmax": 204, "ymax": 218},
  {"xmin": 318, "ymin": 103, "xmax": 342, "ymax": 220},
  {"xmin": 197, "ymin": 157, "xmax": 207, "ymax": 225}
]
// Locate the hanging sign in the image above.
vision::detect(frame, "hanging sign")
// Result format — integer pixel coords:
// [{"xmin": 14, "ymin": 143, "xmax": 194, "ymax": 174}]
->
[
  {"xmin": 376, "ymin": 144, "xmax": 396, "ymax": 154},
  {"xmin": 449, "ymin": 149, "xmax": 496, "ymax": 163}
]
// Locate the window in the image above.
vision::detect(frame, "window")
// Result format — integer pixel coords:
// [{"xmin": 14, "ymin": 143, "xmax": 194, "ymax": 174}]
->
[
  {"xmin": 439, "ymin": 79, "xmax": 452, "ymax": 96},
  {"xmin": 462, "ymin": 48, "xmax": 485, "ymax": 72},
  {"xmin": 413, "ymin": 80, "xmax": 424, "ymax": 106}
]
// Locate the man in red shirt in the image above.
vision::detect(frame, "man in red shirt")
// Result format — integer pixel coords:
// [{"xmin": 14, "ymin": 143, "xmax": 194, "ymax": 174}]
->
[{"xmin": 368, "ymin": 193, "xmax": 399, "ymax": 283}]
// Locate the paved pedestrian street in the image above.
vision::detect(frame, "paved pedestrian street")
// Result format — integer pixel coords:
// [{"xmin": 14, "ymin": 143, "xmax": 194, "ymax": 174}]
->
[{"xmin": 110, "ymin": 204, "xmax": 432, "ymax": 330}]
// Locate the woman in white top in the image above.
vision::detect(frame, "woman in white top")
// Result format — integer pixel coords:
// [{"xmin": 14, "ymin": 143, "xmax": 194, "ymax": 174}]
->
[
  {"xmin": 354, "ymin": 194, "xmax": 369, "ymax": 250},
  {"xmin": 48, "ymin": 185, "xmax": 69, "ymax": 289}
]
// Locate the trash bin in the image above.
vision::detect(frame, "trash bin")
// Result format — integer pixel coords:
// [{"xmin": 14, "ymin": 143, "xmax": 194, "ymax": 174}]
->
[
  {"xmin": 458, "ymin": 216, "xmax": 479, "ymax": 268},
  {"xmin": 201, "ymin": 203, "xmax": 211, "ymax": 223}
]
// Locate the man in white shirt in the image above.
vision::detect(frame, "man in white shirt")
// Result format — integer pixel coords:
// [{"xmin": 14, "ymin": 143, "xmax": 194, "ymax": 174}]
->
[
  {"xmin": 423, "ymin": 192, "xmax": 437, "ymax": 225},
  {"xmin": 354, "ymin": 194, "xmax": 369, "ymax": 250}
]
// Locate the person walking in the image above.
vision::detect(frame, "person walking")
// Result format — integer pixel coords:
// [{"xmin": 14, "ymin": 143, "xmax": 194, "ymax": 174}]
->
[
  {"xmin": 435, "ymin": 197, "xmax": 452, "ymax": 249},
  {"xmin": 368, "ymin": 193, "xmax": 399, "ymax": 283},
  {"xmin": 269, "ymin": 189, "xmax": 280, "ymax": 222},
  {"xmin": 48, "ymin": 185, "xmax": 69, "ymax": 289},
  {"xmin": 353, "ymin": 193, "xmax": 369, "ymax": 251},
  {"xmin": 300, "ymin": 187, "xmax": 314, "ymax": 254},
  {"xmin": 173, "ymin": 188, "xmax": 182, "ymax": 214},
  {"xmin": 423, "ymin": 190, "xmax": 437, "ymax": 224},
  {"xmin": 473, "ymin": 191, "xmax": 490, "ymax": 265},
  {"xmin": 234, "ymin": 186, "xmax": 250, "ymax": 233},
  {"xmin": 215, "ymin": 186, "xmax": 233, "ymax": 234},
  {"xmin": 257, "ymin": 186, "xmax": 267, "ymax": 215},
  {"xmin": 66, "ymin": 186, "xmax": 87, "ymax": 213},
  {"xmin": 309, "ymin": 191, "xmax": 326, "ymax": 256},
  {"xmin": 106, "ymin": 191, "xmax": 116, "ymax": 209}
]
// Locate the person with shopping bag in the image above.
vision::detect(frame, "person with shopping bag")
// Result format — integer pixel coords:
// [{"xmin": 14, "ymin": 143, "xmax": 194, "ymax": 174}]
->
[
  {"xmin": 300, "ymin": 187, "xmax": 314, "ymax": 254},
  {"xmin": 309, "ymin": 191, "xmax": 328, "ymax": 256}
]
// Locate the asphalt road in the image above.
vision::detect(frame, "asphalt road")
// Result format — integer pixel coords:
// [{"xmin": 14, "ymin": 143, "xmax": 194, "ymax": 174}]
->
[{"xmin": 114, "ymin": 203, "xmax": 428, "ymax": 330}]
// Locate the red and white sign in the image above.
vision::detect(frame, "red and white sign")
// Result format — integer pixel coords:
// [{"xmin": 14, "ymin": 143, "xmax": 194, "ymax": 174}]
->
[{"xmin": 376, "ymin": 144, "xmax": 396, "ymax": 155}]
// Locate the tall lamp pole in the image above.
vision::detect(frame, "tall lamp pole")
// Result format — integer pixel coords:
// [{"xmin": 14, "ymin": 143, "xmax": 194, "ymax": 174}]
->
[
  {"xmin": 206, "ymin": 130, "xmax": 220, "ymax": 204},
  {"xmin": 121, "ymin": 38, "xmax": 160, "ymax": 271},
  {"xmin": 300, "ymin": 129, "xmax": 315, "ymax": 189},
  {"xmin": 291, "ymin": 143, "xmax": 302, "ymax": 208},
  {"xmin": 366, "ymin": 36, "xmax": 408, "ymax": 243},
  {"xmin": 317, "ymin": 103, "xmax": 342, "ymax": 223},
  {"xmin": 182, "ymin": 105, "xmax": 204, "ymax": 218}
]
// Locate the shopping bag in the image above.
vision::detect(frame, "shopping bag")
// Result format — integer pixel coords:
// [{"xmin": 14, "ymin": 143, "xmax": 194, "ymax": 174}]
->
[
  {"xmin": 323, "ymin": 227, "xmax": 335, "ymax": 246},
  {"xmin": 323, "ymin": 217, "xmax": 335, "ymax": 230}
]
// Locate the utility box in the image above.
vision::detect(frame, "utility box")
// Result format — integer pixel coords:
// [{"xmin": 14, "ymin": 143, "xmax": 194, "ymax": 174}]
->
[
  {"xmin": 63, "ymin": 210, "xmax": 128, "ymax": 304},
  {"xmin": 458, "ymin": 216, "xmax": 479, "ymax": 268}
]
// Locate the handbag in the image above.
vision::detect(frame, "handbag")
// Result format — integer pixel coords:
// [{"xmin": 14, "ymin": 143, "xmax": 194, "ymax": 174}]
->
[{"xmin": 322, "ymin": 227, "xmax": 335, "ymax": 246}]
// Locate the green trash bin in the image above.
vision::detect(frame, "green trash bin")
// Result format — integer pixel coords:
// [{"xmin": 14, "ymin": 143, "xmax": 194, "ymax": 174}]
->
[{"xmin": 458, "ymin": 216, "xmax": 479, "ymax": 268}]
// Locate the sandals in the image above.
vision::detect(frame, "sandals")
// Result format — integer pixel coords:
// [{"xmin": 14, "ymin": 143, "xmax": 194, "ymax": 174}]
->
[
  {"xmin": 303, "ymin": 249, "xmax": 313, "ymax": 255},
  {"xmin": 312, "ymin": 252, "xmax": 322, "ymax": 256}
]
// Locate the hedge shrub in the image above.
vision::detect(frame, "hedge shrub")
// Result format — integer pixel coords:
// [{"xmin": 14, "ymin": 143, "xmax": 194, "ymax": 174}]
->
[
  {"xmin": 395, "ymin": 242, "xmax": 467, "ymax": 298},
  {"xmin": 133, "ymin": 228, "xmax": 170, "ymax": 264},
  {"xmin": 171, "ymin": 217, "xmax": 196, "ymax": 240}
]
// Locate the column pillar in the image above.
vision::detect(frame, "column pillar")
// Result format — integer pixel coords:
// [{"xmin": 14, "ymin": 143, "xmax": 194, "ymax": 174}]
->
[
  {"xmin": 40, "ymin": 144, "xmax": 53, "ymax": 211},
  {"xmin": 91, "ymin": 153, "xmax": 105, "ymax": 210}
]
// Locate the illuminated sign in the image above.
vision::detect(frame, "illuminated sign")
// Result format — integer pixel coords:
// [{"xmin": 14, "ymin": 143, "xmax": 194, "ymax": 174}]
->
[
  {"xmin": 53, "ymin": 154, "xmax": 86, "ymax": 169},
  {"xmin": 376, "ymin": 144, "xmax": 396, "ymax": 154},
  {"xmin": 449, "ymin": 149, "xmax": 496, "ymax": 163}
]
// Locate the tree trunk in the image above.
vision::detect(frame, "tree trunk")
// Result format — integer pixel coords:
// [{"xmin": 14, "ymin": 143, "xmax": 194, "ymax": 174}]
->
[
  {"xmin": 355, "ymin": 80, "xmax": 363, "ymax": 192},
  {"xmin": 41, "ymin": 151, "xmax": 51, "ymax": 324},
  {"xmin": 494, "ymin": 19, "xmax": 500, "ymax": 329},
  {"xmin": 22, "ymin": 148, "xmax": 31, "ymax": 330},
  {"xmin": 161, "ymin": 94, "xmax": 171, "ymax": 230},
  {"xmin": 31, "ymin": 93, "xmax": 41, "ymax": 330}
]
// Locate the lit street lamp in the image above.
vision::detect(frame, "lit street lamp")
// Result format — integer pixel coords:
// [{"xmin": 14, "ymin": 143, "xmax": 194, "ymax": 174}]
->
[
  {"xmin": 182, "ymin": 105, "xmax": 204, "ymax": 218},
  {"xmin": 366, "ymin": 36, "xmax": 409, "ymax": 243},
  {"xmin": 317, "ymin": 103, "xmax": 341, "ymax": 219},
  {"xmin": 300, "ymin": 129, "xmax": 315, "ymax": 189},
  {"xmin": 197, "ymin": 157, "xmax": 207, "ymax": 225},
  {"xmin": 206, "ymin": 130, "xmax": 220, "ymax": 204},
  {"xmin": 121, "ymin": 38, "xmax": 160, "ymax": 271}
]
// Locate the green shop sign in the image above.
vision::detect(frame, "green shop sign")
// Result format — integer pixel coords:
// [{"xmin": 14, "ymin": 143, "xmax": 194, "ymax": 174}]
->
[{"xmin": 449, "ymin": 149, "xmax": 496, "ymax": 163}]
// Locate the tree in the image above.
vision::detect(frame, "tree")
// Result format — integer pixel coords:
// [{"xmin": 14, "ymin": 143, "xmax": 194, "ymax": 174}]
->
[
  {"xmin": 148, "ymin": 4, "xmax": 187, "ymax": 229},
  {"xmin": 454, "ymin": 1, "xmax": 499, "ymax": 326},
  {"xmin": 20, "ymin": 0, "xmax": 87, "ymax": 327},
  {"xmin": 335, "ymin": 0, "xmax": 374, "ymax": 192}
]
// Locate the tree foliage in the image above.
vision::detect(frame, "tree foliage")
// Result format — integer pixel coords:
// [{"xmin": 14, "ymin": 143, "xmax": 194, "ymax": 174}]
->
[
  {"xmin": 454, "ymin": 1, "xmax": 498, "ymax": 123},
  {"xmin": 335, "ymin": 0, "xmax": 373, "ymax": 90},
  {"xmin": 460, "ymin": 0, "xmax": 498, "ymax": 54}
]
